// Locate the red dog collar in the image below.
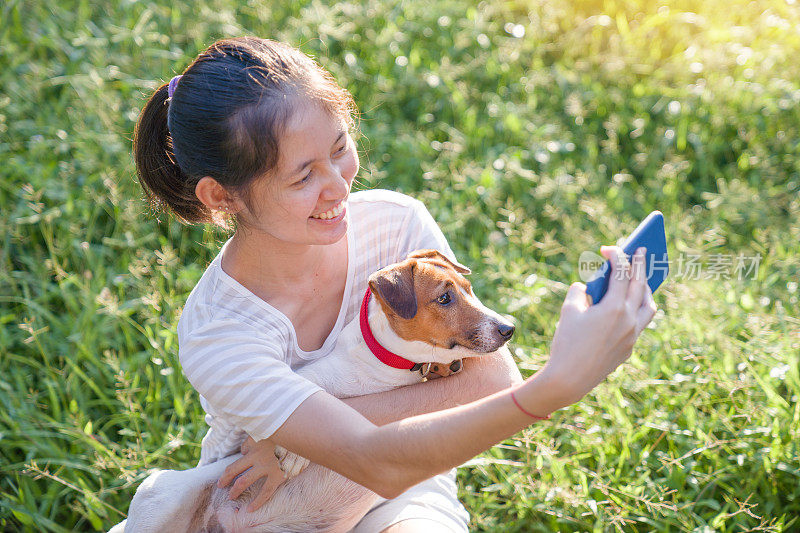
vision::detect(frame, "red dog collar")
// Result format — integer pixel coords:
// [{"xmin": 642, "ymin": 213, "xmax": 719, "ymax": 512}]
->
[{"xmin": 360, "ymin": 288, "xmax": 416, "ymax": 370}]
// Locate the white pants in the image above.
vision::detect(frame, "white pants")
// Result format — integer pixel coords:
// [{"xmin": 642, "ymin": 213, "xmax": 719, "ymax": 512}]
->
[{"xmin": 350, "ymin": 469, "xmax": 469, "ymax": 532}]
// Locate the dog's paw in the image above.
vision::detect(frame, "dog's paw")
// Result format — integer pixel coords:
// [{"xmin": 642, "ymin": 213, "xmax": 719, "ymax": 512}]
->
[{"xmin": 274, "ymin": 445, "xmax": 310, "ymax": 478}]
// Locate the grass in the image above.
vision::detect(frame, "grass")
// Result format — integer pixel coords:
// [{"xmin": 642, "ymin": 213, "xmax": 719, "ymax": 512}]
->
[{"xmin": 1, "ymin": 0, "xmax": 799, "ymax": 530}]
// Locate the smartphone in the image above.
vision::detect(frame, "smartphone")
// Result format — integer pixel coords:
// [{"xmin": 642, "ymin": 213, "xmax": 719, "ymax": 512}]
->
[{"xmin": 584, "ymin": 211, "xmax": 669, "ymax": 305}]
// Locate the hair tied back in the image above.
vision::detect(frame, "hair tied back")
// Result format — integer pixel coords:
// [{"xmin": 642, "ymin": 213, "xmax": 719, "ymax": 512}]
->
[{"xmin": 134, "ymin": 37, "xmax": 358, "ymax": 225}]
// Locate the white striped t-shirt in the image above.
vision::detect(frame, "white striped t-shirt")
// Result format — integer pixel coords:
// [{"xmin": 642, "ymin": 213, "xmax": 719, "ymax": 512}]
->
[{"xmin": 177, "ymin": 189, "xmax": 456, "ymax": 465}]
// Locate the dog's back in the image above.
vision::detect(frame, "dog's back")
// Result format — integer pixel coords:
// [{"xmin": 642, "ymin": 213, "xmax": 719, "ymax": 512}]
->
[{"xmin": 200, "ymin": 465, "xmax": 375, "ymax": 533}]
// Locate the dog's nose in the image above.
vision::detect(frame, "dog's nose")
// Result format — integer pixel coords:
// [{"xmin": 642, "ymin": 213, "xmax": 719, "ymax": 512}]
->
[{"xmin": 497, "ymin": 323, "xmax": 515, "ymax": 339}]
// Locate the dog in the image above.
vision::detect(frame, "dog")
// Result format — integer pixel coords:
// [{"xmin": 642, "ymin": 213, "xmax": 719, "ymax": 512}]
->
[{"xmin": 113, "ymin": 249, "xmax": 515, "ymax": 533}]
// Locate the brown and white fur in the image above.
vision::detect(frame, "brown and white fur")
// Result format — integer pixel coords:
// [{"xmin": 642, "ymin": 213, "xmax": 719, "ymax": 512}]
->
[{"xmin": 115, "ymin": 250, "xmax": 515, "ymax": 533}]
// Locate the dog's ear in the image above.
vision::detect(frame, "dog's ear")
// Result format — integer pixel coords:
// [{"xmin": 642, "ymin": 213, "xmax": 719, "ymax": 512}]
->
[
  {"xmin": 407, "ymin": 249, "xmax": 471, "ymax": 275},
  {"xmin": 369, "ymin": 261, "xmax": 417, "ymax": 319}
]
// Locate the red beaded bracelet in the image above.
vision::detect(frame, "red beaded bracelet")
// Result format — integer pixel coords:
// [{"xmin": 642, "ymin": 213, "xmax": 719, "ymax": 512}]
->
[{"xmin": 511, "ymin": 391, "xmax": 551, "ymax": 420}]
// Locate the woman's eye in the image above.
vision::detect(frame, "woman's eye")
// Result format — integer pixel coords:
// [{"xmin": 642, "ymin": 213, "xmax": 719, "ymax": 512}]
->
[
  {"xmin": 297, "ymin": 171, "xmax": 312, "ymax": 185},
  {"xmin": 437, "ymin": 292, "xmax": 452, "ymax": 305},
  {"xmin": 333, "ymin": 143, "xmax": 347, "ymax": 157}
]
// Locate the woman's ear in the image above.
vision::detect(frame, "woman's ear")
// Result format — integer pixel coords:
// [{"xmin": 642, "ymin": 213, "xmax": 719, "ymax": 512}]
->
[{"xmin": 195, "ymin": 177, "xmax": 243, "ymax": 214}]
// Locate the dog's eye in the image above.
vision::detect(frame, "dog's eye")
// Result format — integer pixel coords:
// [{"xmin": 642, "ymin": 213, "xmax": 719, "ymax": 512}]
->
[{"xmin": 437, "ymin": 292, "xmax": 452, "ymax": 305}]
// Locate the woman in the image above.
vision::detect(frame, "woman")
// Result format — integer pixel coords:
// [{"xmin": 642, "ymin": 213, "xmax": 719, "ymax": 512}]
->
[{"xmin": 132, "ymin": 36, "xmax": 656, "ymax": 532}]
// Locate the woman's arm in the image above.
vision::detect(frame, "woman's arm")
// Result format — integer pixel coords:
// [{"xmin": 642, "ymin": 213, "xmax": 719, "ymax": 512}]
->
[
  {"xmin": 269, "ymin": 366, "xmax": 560, "ymax": 499},
  {"xmin": 341, "ymin": 347, "xmax": 523, "ymax": 426},
  {"xmin": 221, "ymin": 341, "xmax": 521, "ymax": 508},
  {"xmin": 246, "ymin": 246, "xmax": 655, "ymax": 499}
]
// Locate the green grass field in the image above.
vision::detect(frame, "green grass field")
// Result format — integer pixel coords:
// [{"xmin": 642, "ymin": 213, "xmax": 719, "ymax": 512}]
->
[{"xmin": 2, "ymin": 0, "xmax": 799, "ymax": 530}]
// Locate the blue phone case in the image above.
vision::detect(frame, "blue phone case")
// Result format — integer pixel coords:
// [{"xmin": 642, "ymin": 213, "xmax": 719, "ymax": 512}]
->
[{"xmin": 585, "ymin": 211, "xmax": 669, "ymax": 305}]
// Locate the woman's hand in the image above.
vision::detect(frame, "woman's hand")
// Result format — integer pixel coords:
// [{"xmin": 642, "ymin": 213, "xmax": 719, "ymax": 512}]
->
[
  {"xmin": 217, "ymin": 436, "xmax": 287, "ymax": 512},
  {"xmin": 540, "ymin": 245, "xmax": 657, "ymax": 408}
]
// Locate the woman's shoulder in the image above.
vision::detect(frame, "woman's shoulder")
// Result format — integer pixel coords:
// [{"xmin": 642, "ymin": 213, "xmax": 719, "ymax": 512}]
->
[
  {"xmin": 349, "ymin": 188, "xmax": 420, "ymax": 207},
  {"xmin": 178, "ymin": 258, "xmax": 292, "ymax": 345},
  {"xmin": 348, "ymin": 189, "xmax": 427, "ymax": 227}
]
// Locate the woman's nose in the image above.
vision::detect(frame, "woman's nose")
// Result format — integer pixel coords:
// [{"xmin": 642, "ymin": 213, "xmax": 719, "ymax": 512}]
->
[{"xmin": 321, "ymin": 162, "xmax": 351, "ymax": 198}]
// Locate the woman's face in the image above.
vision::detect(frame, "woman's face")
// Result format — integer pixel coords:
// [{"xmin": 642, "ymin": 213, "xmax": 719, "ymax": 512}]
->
[{"xmin": 238, "ymin": 101, "xmax": 359, "ymax": 246}]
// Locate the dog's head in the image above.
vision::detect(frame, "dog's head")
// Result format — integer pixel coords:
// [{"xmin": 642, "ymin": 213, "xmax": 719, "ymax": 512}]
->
[{"xmin": 368, "ymin": 249, "xmax": 514, "ymax": 357}]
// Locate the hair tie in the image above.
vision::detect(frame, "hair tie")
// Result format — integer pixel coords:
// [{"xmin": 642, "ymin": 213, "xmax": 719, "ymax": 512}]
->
[{"xmin": 167, "ymin": 75, "xmax": 183, "ymax": 99}]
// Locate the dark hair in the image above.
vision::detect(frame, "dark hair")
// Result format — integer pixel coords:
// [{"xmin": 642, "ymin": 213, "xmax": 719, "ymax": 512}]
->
[{"xmin": 133, "ymin": 37, "xmax": 358, "ymax": 224}]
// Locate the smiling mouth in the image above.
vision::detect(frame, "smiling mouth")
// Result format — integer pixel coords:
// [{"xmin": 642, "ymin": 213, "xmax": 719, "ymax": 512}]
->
[{"xmin": 310, "ymin": 199, "xmax": 346, "ymax": 220}]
